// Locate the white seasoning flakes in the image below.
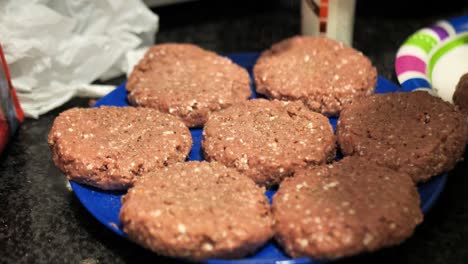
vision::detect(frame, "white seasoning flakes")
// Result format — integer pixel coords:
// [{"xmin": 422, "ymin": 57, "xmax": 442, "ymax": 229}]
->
[
  {"xmin": 68, "ymin": 128, "xmax": 74, "ymax": 132},
  {"xmin": 150, "ymin": 210, "xmax": 161, "ymax": 217},
  {"xmin": 322, "ymin": 181, "xmax": 339, "ymax": 190},
  {"xmin": 163, "ymin": 131, "xmax": 174, "ymax": 135},
  {"xmin": 342, "ymin": 234, "xmax": 353, "ymax": 244},
  {"xmin": 268, "ymin": 142, "xmax": 278, "ymax": 149},
  {"xmin": 363, "ymin": 233, "xmax": 374, "ymax": 246},
  {"xmin": 202, "ymin": 242, "xmax": 214, "ymax": 251},
  {"xmin": 226, "ymin": 239, "xmax": 234, "ymax": 247},
  {"xmin": 177, "ymin": 224, "xmax": 186, "ymax": 234},
  {"xmin": 297, "ymin": 238, "xmax": 309, "ymax": 248}
]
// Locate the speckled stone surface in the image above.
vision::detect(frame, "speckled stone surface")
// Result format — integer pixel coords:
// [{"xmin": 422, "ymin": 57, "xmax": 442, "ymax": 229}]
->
[{"xmin": 1, "ymin": 0, "xmax": 467, "ymax": 263}]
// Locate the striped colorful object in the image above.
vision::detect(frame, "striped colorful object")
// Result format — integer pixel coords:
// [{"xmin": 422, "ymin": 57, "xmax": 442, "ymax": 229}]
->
[{"xmin": 395, "ymin": 16, "xmax": 468, "ymax": 99}]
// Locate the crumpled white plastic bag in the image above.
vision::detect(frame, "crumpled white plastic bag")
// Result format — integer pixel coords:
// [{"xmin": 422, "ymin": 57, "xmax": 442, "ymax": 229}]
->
[{"xmin": 0, "ymin": 0, "xmax": 158, "ymax": 118}]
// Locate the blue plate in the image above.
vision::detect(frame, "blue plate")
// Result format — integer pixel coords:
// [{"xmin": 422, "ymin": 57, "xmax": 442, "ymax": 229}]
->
[{"xmin": 71, "ymin": 53, "xmax": 447, "ymax": 264}]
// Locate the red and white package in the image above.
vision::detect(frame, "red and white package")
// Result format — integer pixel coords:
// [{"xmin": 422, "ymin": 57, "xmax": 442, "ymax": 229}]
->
[{"xmin": 0, "ymin": 43, "xmax": 24, "ymax": 154}]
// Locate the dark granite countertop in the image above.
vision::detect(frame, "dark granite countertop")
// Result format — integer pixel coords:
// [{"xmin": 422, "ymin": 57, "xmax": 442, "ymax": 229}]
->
[{"xmin": 1, "ymin": 1, "xmax": 467, "ymax": 263}]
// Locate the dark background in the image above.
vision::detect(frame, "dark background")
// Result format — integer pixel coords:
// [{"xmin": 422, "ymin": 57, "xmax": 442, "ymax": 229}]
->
[{"xmin": 1, "ymin": 1, "xmax": 467, "ymax": 263}]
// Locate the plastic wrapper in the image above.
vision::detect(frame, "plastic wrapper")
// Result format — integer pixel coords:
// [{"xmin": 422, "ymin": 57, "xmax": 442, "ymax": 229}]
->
[{"xmin": 0, "ymin": 0, "xmax": 158, "ymax": 118}]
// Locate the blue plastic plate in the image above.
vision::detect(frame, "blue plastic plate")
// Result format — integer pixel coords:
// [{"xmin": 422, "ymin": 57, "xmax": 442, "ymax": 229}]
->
[{"xmin": 71, "ymin": 53, "xmax": 447, "ymax": 264}]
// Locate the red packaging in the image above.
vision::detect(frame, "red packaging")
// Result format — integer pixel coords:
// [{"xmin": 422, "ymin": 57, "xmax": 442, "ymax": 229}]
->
[{"xmin": 0, "ymin": 44, "xmax": 24, "ymax": 154}]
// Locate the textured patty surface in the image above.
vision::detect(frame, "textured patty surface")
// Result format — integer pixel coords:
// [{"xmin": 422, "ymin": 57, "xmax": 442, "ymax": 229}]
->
[
  {"xmin": 119, "ymin": 161, "xmax": 273, "ymax": 261},
  {"xmin": 337, "ymin": 91, "xmax": 467, "ymax": 182},
  {"xmin": 254, "ymin": 36, "xmax": 377, "ymax": 116},
  {"xmin": 273, "ymin": 156, "xmax": 422, "ymax": 259},
  {"xmin": 453, "ymin": 72, "xmax": 468, "ymax": 114},
  {"xmin": 202, "ymin": 99, "xmax": 335, "ymax": 186},
  {"xmin": 127, "ymin": 43, "xmax": 252, "ymax": 127},
  {"xmin": 48, "ymin": 106, "xmax": 192, "ymax": 190}
]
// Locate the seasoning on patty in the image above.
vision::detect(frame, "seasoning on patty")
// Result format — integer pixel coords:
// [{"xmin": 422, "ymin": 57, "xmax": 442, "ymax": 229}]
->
[
  {"xmin": 202, "ymin": 99, "xmax": 335, "ymax": 186},
  {"xmin": 453, "ymin": 72, "xmax": 468, "ymax": 114},
  {"xmin": 119, "ymin": 161, "xmax": 273, "ymax": 261},
  {"xmin": 48, "ymin": 106, "xmax": 192, "ymax": 190},
  {"xmin": 273, "ymin": 156, "xmax": 422, "ymax": 259},
  {"xmin": 254, "ymin": 36, "xmax": 377, "ymax": 116},
  {"xmin": 337, "ymin": 91, "xmax": 467, "ymax": 182},
  {"xmin": 127, "ymin": 43, "xmax": 252, "ymax": 127}
]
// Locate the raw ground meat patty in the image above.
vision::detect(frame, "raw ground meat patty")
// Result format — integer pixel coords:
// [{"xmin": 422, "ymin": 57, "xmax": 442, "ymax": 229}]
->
[
  {"xmin": 119, "ymin": 161, "xmax": 273, "ymax": 261},
  {"xmin": 273, "ymin": 156, "xmax": 422, "ymax": 259},
  {"xmin": 253, "ymin": 36, "xmax": 377, "ymax": 116},
  {"xmin": 453, "ymin": 72, "xmax": 468, "ymax": 114},
  {"xmin": 48, "ymin": 106, "xmax": 192, "ymax": 190},
  {"xmin": 126, "ymin": 43, "xmax": 252, "ymax": 127},
  {"xmin": 202, "ymin": 99, "xmax": 335, "ymax": 186},
  {"xmin": 337, "ymin": 91, "xmax": 467, "ymax": 182}
]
